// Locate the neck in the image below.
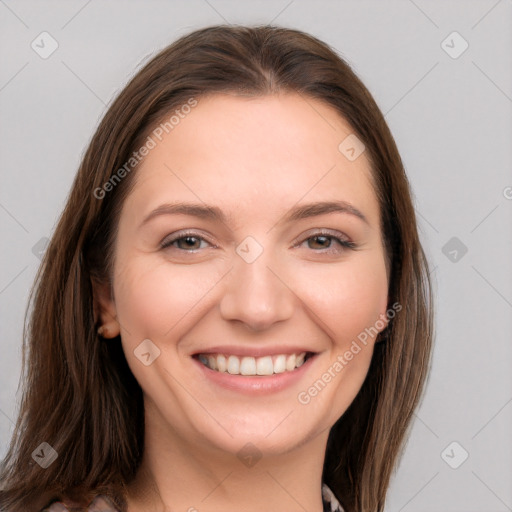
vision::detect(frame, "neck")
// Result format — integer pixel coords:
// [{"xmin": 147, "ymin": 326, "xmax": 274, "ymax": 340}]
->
[{"xmin": 126, "ymin": 407, "xmax": 329, "ymax": 512}]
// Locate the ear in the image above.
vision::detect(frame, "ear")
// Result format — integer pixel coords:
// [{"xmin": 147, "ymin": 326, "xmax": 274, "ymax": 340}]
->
[
  {"xmin": 377, "ymin": 296, "xmax": 396, "ymax": 342},
  {"xmin": 375, "ymin": 295, "xmax": 392, "ymax": 343},
  {"xmin": 92, "ymin": 279, "xmax": 120, "ymax": 339}
]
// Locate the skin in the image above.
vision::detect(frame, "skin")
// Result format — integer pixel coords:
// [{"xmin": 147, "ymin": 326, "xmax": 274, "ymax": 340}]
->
[{"xmin": 94, "ymin": 93, "xmax": 389, "ymax": 512}]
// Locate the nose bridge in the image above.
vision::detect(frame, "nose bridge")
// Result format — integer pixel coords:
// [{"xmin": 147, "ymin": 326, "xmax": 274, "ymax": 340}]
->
[{"xmin": 219, "ymin": 238, "xmax": 294, "ymax": 330}]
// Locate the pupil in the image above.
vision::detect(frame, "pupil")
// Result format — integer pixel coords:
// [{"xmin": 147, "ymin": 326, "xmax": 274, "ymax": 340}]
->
[
  {"xmin": 182, "ymin": 236, "xmax": 198, "ymax": 249},
  {"xmin": 311, "ymin": 236, "xmax": 329, "ymax": 249}
]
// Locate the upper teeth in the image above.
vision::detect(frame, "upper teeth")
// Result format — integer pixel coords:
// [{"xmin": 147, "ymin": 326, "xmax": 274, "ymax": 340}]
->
[{"xmin": 198, "ymin": 352, "xmax": 307, "ymax": 376}]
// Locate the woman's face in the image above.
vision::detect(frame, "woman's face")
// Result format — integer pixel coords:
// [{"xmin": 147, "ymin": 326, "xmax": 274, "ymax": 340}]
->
[{"xmin": 100, "ymin": 93, "xmax": 389, "ymax": 459}]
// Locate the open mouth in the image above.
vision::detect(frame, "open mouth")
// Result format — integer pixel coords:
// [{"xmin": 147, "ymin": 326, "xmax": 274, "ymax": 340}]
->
[{"xmin": 193, "ymin": 352, "xmax": 315, "ymax": 376}]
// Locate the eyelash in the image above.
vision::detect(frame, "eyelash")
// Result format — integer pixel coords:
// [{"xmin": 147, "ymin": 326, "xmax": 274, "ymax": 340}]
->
[
  {"xmin": 160, "ymin": 229, "xmax": 357, "ymax": 254},
  {"xmin": 299, "ymin": 231, "xmax": 357, "ymax": 252},
  {"xmin": 160, "ymin": 231, "xmax": 215, "ymax": 251}
]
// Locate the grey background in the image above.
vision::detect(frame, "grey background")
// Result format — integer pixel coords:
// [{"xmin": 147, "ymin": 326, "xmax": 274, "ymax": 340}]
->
[{"xmin": 1, "ymin": 1, "xmax": 511, "ymax": 510}]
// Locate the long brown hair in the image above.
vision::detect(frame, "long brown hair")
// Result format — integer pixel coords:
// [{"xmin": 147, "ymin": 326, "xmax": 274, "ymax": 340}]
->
[{"xmin": 0, "ymin": 25, "xmax": 433, "ymax": 512}]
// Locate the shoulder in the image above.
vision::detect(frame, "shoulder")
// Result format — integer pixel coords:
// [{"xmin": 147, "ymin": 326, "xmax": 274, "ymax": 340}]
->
[
  {"xmin": 322, "ymin": 483, "xmax": 345, "ymax": 512},
  {"xmin": 42, "ymin": 495, "xmax": 120, "ymax": 511}
]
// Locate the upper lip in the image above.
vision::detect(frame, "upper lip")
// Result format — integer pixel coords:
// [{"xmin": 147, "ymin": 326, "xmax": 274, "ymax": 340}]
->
[{"xmin": 192, "ymin": 345, "xmax": 317, "ymax": 358}]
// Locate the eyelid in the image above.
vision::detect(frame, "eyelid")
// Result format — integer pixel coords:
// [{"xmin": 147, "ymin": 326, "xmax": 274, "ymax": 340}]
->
[
  {"xmin": 160, "ymin": 229, "xmax": 216, "ymax": 250},
  {"xmin": 294, "ymin": 228, "xmax": 358, "ymax": 253},
  {"xmin": 159, "ymin": 228, "xmax": 356, "ymax": 252},
  {"xmin": 292, "ymin": 227, "xmax": 352, "ymax": 245}
]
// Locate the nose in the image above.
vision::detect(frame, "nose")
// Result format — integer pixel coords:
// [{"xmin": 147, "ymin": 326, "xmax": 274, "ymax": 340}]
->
[{"xmin": 219, "ymin": 248, "xmax": 295, "ymax": 331}]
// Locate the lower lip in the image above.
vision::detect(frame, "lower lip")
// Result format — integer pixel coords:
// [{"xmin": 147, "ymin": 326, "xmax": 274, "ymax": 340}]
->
[{"xmin": 192, "ymin": 355, "xmax": 317, "ymax": 395}]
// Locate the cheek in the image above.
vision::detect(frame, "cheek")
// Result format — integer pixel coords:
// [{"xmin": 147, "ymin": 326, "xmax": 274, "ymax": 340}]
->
[
  {"xmin": 291, "ymin": 255, "xmax": 388, "ymax": 344},
  {"xmin": 112, "ymin": 256, "xmax": 226, "ymax": 342},
  {"xmin": 293, "ymin": 259, "xmax": 387, "ymax": 424},
  {"xmin": 302, "ymin": 257, "xmax": 387, "ymax": 420}
]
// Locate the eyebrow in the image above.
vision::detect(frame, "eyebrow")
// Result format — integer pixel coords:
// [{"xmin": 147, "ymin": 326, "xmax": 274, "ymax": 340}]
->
[
  {"xmin": 140, "ymin": 202, "xmax": 230, "ymax": 227},
  {"xmin": 280, "ymin": 200, "xmax": 368, "ymax": 225},
  {"xmin": 139, "ymin": 200, "xmax": 369, "ymax": 228}
]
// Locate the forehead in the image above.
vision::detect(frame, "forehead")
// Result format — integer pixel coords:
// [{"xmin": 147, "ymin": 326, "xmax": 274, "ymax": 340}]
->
[{"xmin": 124, "ymin": 93, "xmax": 379, "ymax": 228}]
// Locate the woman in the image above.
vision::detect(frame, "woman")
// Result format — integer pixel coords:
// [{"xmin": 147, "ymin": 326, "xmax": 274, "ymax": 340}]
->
[{"xmin": 0, "ymin": 25, "xmax": 433, "ymax": 512}]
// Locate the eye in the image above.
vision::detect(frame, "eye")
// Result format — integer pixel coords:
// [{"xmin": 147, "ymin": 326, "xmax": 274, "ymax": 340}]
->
[
  {"xmin": 297, "ymin": 230, "xmax": 357, "ymax": 253},
  {"xmin": 160, "ymin": 231, "xmax": 213, "ymax": 251}
]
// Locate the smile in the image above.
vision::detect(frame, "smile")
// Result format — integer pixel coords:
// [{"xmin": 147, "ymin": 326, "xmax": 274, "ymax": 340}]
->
[{"xmin": 196, "ymin": 352, "xmax": 313, "ymax": 376}]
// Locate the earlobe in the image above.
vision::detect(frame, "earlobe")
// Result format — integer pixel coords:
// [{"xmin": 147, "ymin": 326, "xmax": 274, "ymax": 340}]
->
[
  {"xmin": 376, "ymin": 296, "xmax": 396, "ymax": 343},
  {"xmin": 377, "ymin": 326, "xmax": 389, "ymax": 343},
  {"xmin": 92, "ymin": 279, "xmax": 121, "ymax": 339}
]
